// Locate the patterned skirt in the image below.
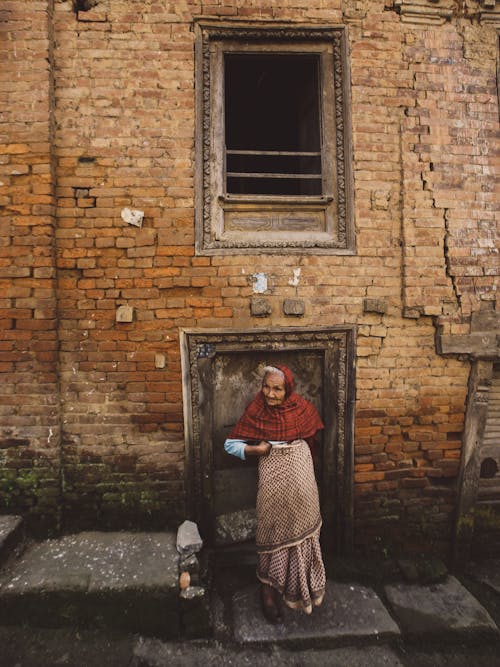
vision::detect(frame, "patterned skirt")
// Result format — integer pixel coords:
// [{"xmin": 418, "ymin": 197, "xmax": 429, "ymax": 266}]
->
[{"xmin": 256, "ymin": 439, "xmax": 326, "ymax": 614}]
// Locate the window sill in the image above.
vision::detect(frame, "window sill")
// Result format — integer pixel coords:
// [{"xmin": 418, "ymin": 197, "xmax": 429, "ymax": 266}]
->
[{"xmin": 219, "ymin": 194, "xmax": 334, "ymax": 206}]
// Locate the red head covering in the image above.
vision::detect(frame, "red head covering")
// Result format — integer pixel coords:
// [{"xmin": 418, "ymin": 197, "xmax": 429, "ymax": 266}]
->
[
  {"xmin": 275, "ymin": 364, "xmax": 295, "ymax": 397},
  {"xmin": 229, "ymin": 365, "xmax": 324, "ymax": 442}
]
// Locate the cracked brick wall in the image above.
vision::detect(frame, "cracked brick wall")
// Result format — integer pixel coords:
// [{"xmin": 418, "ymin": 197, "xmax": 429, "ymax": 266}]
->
[
  {"xmin": 1, "ymin": 0, "xmax": 498, "ymax": 556},
  {"xmin": 400, "ymin": 21, "xmax": 499, "ymax": 323}
]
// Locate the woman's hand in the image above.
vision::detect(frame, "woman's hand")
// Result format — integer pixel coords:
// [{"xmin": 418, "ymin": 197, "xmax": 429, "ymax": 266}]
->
[{"xmin": 245, "ymin": 440, "xmax": 271, "ymax": 457}]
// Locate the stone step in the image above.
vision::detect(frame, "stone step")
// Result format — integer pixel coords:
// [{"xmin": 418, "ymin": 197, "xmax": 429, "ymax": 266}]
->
[
  {"xmin": 0, "ymin": 515, "xmax": 25, "ymax": 567},
  {"xmin": 0, "ymin": 531, "xmax": 181, "ymax": 638},
  {"xmin": 230, "ymin": 576, "xmax": 500, "ymax": 648},
  {"xmin": 0, "ymin": 525, "xmax": 498, "ymax": 649},
  {"xmin": 231, "ymin": 580, "xmax": 401, "ymax": 647},
  {"xmin": 384, "ymin": 575, "xmax": 499, "ymax": 639}
]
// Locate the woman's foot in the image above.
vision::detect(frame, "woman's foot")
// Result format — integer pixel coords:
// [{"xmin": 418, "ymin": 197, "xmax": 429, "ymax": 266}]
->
[
  {"xmin": 272, "ymin": 587, "xmax": 284, "ymax": 622},
  {"xmin": 260, "ymin": 584, "xmax": 280, "ymax": 624}
]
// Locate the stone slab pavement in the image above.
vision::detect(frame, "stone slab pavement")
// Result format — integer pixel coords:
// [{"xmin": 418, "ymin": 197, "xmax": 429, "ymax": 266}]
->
[
  {"xmin": 0, "ymin": 571, "xmax": 499, "ymax": 666},
  {"xmin": 133, "ymin": 638, "xmax": 405, "ymax": 666},
  {"xmin": 231, "ymin": 580, "xmax": 400, "ymax": 647},
  {"xmin": 0, "ymin": 521, "xmax": 499, "ymax": 665},
  {"xmin": 1, "ymin": 626, "xmax": 500, "ymax": 667}
]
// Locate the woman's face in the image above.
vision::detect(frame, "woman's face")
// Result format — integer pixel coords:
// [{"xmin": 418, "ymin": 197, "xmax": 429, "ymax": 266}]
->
[{"xmin": 262, "ymin": 372, "xmax": 286, "ymax": 407}]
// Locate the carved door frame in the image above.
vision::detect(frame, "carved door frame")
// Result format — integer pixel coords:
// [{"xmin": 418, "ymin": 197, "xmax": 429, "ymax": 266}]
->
[
  {"xmin": 180, "ymin": 326, "xmax": 356, "ymax": 556},
  {"xmin": 453, "ymin": 359, "xmax": 498, "ymax": 567}
]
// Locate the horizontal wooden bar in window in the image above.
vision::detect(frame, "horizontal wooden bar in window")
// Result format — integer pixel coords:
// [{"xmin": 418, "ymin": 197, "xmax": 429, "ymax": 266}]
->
[
  {"xmin": 226, "ymin": 172, "xmax": 322, "ymax": 179},
  {"xmin": 226, "ymin": 150, "xmax": 322, "ymax": 157},
  {"xmin": 219, "ymin": 195, "xmax": 334, "ymax": 204}
]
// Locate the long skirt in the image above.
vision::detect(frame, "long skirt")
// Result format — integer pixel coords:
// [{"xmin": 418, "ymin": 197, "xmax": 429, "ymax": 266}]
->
[{"xmin": 256, "ymin": 439, "xmax": 326, "ymax": 614}]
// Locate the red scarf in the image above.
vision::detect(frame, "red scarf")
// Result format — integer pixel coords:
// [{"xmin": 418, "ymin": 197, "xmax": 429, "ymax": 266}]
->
[{"xmin": 229, "ymin": 365, "xmax": 324, "ymax": 442}]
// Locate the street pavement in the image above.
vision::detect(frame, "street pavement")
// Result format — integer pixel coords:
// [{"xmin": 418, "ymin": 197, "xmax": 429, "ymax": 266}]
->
[{"xmin": 0, "ymin": 517, "xmax": 500, "ymax": 666}]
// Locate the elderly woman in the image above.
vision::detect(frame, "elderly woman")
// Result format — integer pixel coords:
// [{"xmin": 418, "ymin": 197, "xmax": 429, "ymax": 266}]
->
[{"xmin": 224, "ymin": 364, "xmax": 326, "ymax": 623}]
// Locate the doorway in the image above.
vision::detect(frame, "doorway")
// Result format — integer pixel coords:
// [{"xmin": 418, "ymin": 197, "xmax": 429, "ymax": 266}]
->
[{"xmin": 181, "ymin": 326, "xmax": 356, "ymax": 557}]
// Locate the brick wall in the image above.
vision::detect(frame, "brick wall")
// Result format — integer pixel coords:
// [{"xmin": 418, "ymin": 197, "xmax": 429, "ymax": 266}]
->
[
  {"xmin": 1, "ymin": 0, "xmax": 498, "ymax": 556},
  {"xmin": 0, "ymin": 0, "xmax": 60, "ymax": 533}
]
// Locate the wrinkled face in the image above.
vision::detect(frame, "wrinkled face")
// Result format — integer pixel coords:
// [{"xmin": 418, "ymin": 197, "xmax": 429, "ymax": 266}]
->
[{"xmin": 262, "ymin": 372, "xmax": 286, "ymax": 407}]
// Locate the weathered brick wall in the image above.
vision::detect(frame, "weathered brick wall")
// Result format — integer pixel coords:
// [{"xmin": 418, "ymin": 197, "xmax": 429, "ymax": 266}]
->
[
  {"xmin": 53, "ymin": 0, "xmax": 194, "ymax": 529},
  {"xmin": 0, "ymin": 0, "xmax": 60, "ymax": 533},
  {"xmin": 400, "ymin": 20, "xmax": 499, "ymax": 321},
  {"xmin": 1, "ymin": 0, "xmax": 498, "ymax": 555}
]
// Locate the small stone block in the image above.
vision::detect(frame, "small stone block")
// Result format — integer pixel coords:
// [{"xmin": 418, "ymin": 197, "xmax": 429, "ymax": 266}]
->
[
  {"xmin": 179, "ymin": 553, "xmax": 200, "ymax": 575},
  {"xmin": 403, "ymin": 307, "xmax": 422, "ymax": 319},
  {"xmin": 283, "ymin": 298, "xmax": 305, "ymax": 317},
  {"xmin": 363, "ymin": 298, "xmax": 387, "ymax": 314},
  {"xmin": 180, "ymin": 585, "xmax": 205, "ymax": 601},
  {"xmin": 250, "ymin": 298, "xmax": 272, "ymax": 317},
  {"xmin": 116, "ymin": 305, "xmax": 134, "ymax": 323},
  {"xmin": 155, "ymin": 353, "xmax": 166, "ymax": 369},
  {"xmin": 215, "ymin": 509, "xmax": 257, "ymax": 546},
  {"xmin": 371, "ymin": 189, "xmax": 391, "ymax": 211},
  {"xmin": 176, "ymin": 520, "xmax": 203, "ymax": 556}
]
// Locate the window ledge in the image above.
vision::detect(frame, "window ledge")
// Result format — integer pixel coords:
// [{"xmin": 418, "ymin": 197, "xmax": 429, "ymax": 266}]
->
[{"xmin": 219, "ymin": 195, "xmax": 334, "ymax": 207}]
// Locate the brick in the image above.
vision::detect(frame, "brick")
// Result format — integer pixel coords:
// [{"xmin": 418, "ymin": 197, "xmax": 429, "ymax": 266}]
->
[{"xmin": 1, "ymin": 1, "xmax": 495, "ymax": 556}]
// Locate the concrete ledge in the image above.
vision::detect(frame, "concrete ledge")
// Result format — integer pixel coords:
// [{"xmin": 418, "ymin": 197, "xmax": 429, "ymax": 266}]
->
[{"xmin": 0, "ymin": 531, "xmax": 180, "ymax": 638}]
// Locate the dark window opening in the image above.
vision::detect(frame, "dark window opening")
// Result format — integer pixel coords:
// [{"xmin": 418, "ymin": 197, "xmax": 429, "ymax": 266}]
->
[
  {"xmin": 224, "ymin": 54, "xmax": 322, "ymax": 196},
  {"xmin": 480, "ymin": 457, "xmax": 499, "ymax": 479}
]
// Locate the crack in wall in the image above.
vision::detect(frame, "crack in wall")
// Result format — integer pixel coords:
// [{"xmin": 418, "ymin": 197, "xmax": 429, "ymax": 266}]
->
[
  {"xmin": 420, "ymin": 168, "xmax": 462, "ymax": 313},
  {"xmin": 443, "ymin": 207, "xmax": 463, "ymax": 310},
  {"xmin": 399, "ymin": 114, "xmax": 409, "ymax": 318}
]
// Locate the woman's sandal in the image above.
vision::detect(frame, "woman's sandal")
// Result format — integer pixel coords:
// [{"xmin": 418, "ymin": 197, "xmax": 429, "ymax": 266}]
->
[
  {"xmin": 273, "ymin": 588, "xmax": 284, "ymax": 622},
  {"xmin": 260, "ymin": 584, "xmax": 280, "ymax": 624}
]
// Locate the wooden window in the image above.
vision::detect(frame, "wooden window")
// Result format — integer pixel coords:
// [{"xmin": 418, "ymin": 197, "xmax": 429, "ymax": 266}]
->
[
  {"xmin": 195, "ymin": 23, "xmax": 353, "ymax": 254},
  {"xmin": 225, "ymin": 53, "xmax": 322, "ymax": 197}
]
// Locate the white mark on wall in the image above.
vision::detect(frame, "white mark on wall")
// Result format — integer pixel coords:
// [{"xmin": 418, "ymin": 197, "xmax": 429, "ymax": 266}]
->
[
  {"xmin": 288, "ymin": 268, "xmax": 301, "ymax": 287},
  {"xmin": 121, "ymin": 207, "xmax": 144, "ymax": 227},
  {"xmin": 253, "ymin": 273, "xmax": 268, "ymax": 294}
]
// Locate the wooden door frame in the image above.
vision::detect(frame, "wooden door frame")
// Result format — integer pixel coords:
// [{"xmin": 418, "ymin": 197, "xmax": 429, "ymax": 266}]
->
[
  {"xmin": 180, "ymin": 326, "xmax": 356, "ymax": 556},
  {"xmin": 452, "ymin": 359, "xmax": 495, "ymax": 568}
]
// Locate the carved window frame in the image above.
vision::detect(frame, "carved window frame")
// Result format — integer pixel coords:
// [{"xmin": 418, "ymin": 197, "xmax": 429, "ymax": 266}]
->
[{"xmin": 194, "ymin": 22, "xmax": 354, "ymax": 255}]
